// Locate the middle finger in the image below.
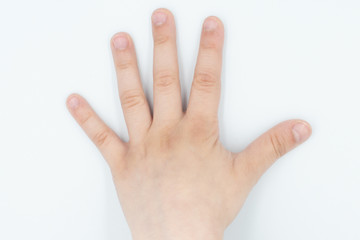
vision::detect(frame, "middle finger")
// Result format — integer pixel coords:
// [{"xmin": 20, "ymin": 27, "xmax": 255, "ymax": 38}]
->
[{"xmin": 151, "ymin": 8, "xmax": 183, "ymax": 125}]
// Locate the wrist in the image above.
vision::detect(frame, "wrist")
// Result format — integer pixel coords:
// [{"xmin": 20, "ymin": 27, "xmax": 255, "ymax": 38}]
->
[
  {"xmin": 131, "ymin": 223, "xmax": 224, "ymax": 240},
  {"xmin": 133, "ymin": 232, "xmax": 223, "ymax": 240}
]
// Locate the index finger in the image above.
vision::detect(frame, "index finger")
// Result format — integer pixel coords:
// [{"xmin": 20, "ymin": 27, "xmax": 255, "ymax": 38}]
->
[{"xmin": 186, "ymin": 16, "xmax": 224, "ymax": 121}]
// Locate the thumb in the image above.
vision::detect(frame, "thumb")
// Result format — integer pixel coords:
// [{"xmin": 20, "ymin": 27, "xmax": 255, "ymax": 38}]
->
[{"xmin": 234, "ymin": 119, "xmax": 312, "ymax": 183}]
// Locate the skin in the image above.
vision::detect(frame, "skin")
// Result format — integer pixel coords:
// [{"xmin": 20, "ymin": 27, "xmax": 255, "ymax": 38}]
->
[{"xmin": 66, "ymin": 8, "xmax": 312, "ymax": 240}]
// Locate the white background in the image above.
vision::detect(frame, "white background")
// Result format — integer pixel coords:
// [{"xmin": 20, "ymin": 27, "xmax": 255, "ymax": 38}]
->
[{"xmin": 0, "ymin": 0, "xmax": 359, "ymax": 239}]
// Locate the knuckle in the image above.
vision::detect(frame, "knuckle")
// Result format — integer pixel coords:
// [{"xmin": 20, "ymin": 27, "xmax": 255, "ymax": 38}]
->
[
  {"xmin": 153, "ymin": 34, "xmax": 170, "ymax": 46},
  {"xmin": 116, "ymin": 61, "xmax": 133, "ymax": 70},
  {"xmin": 79, "ymin": 111, "xmax": 92, "ymax": 126},
  {"xmin": 269, "ymin": 133, "xmax": 287, "ymax": 159},
  {"xmin": 120, "ymin": 90, "xmax": 145, "ymax": 112},
  {"xmin": 154, "ymin": 70, "xmax": 178, "ymax": 91},
  {"xmin": 193, "ymin": 71, "xmax": 218, "ymax": 93},
  {"xmin": 92, "ymin": 129, "xmax": 111, "ymax": 147},
  {"xmin": 200, "ymin": 41, "xmax": 219, "ymax": 50},
  {"xmin": 185, "ymin": 115, "xmax": 219, "ymax": 145}
]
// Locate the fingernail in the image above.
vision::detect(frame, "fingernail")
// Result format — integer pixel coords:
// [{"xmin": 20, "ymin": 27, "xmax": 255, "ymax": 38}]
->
[
  {"xmin": 113, "ymin": 35, "xmax": 128, "ymax": 50},
  {"xmin": 203, "ymin": 18, "xmax": 218, "ymax": 32},
  {"xmin": 68, "ymin": 96, "xmax": 79, "ymax": 110},
  {"xmin": 152, "ymin": 11, "xmax": 167, "ymax": 26},
  {"xmin": 292, "ymin": 122, "xmax": 311, "ymax": 143}
]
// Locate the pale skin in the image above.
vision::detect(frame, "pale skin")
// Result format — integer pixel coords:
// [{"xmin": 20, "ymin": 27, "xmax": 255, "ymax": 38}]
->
[{"xmin": 66, "ymin": 8, "xmax": 312, "ymax": 240}]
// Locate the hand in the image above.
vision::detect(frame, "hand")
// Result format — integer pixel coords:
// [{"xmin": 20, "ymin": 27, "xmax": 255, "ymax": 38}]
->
[{"xmin": 66, "ymin": 8, "xmax": 312, "ymax": 240}]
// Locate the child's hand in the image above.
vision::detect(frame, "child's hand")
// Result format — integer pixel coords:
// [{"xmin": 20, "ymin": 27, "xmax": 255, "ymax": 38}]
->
[{"xmin": 66, "ymin": 8, "xmax": 311, "ymax": 240}]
